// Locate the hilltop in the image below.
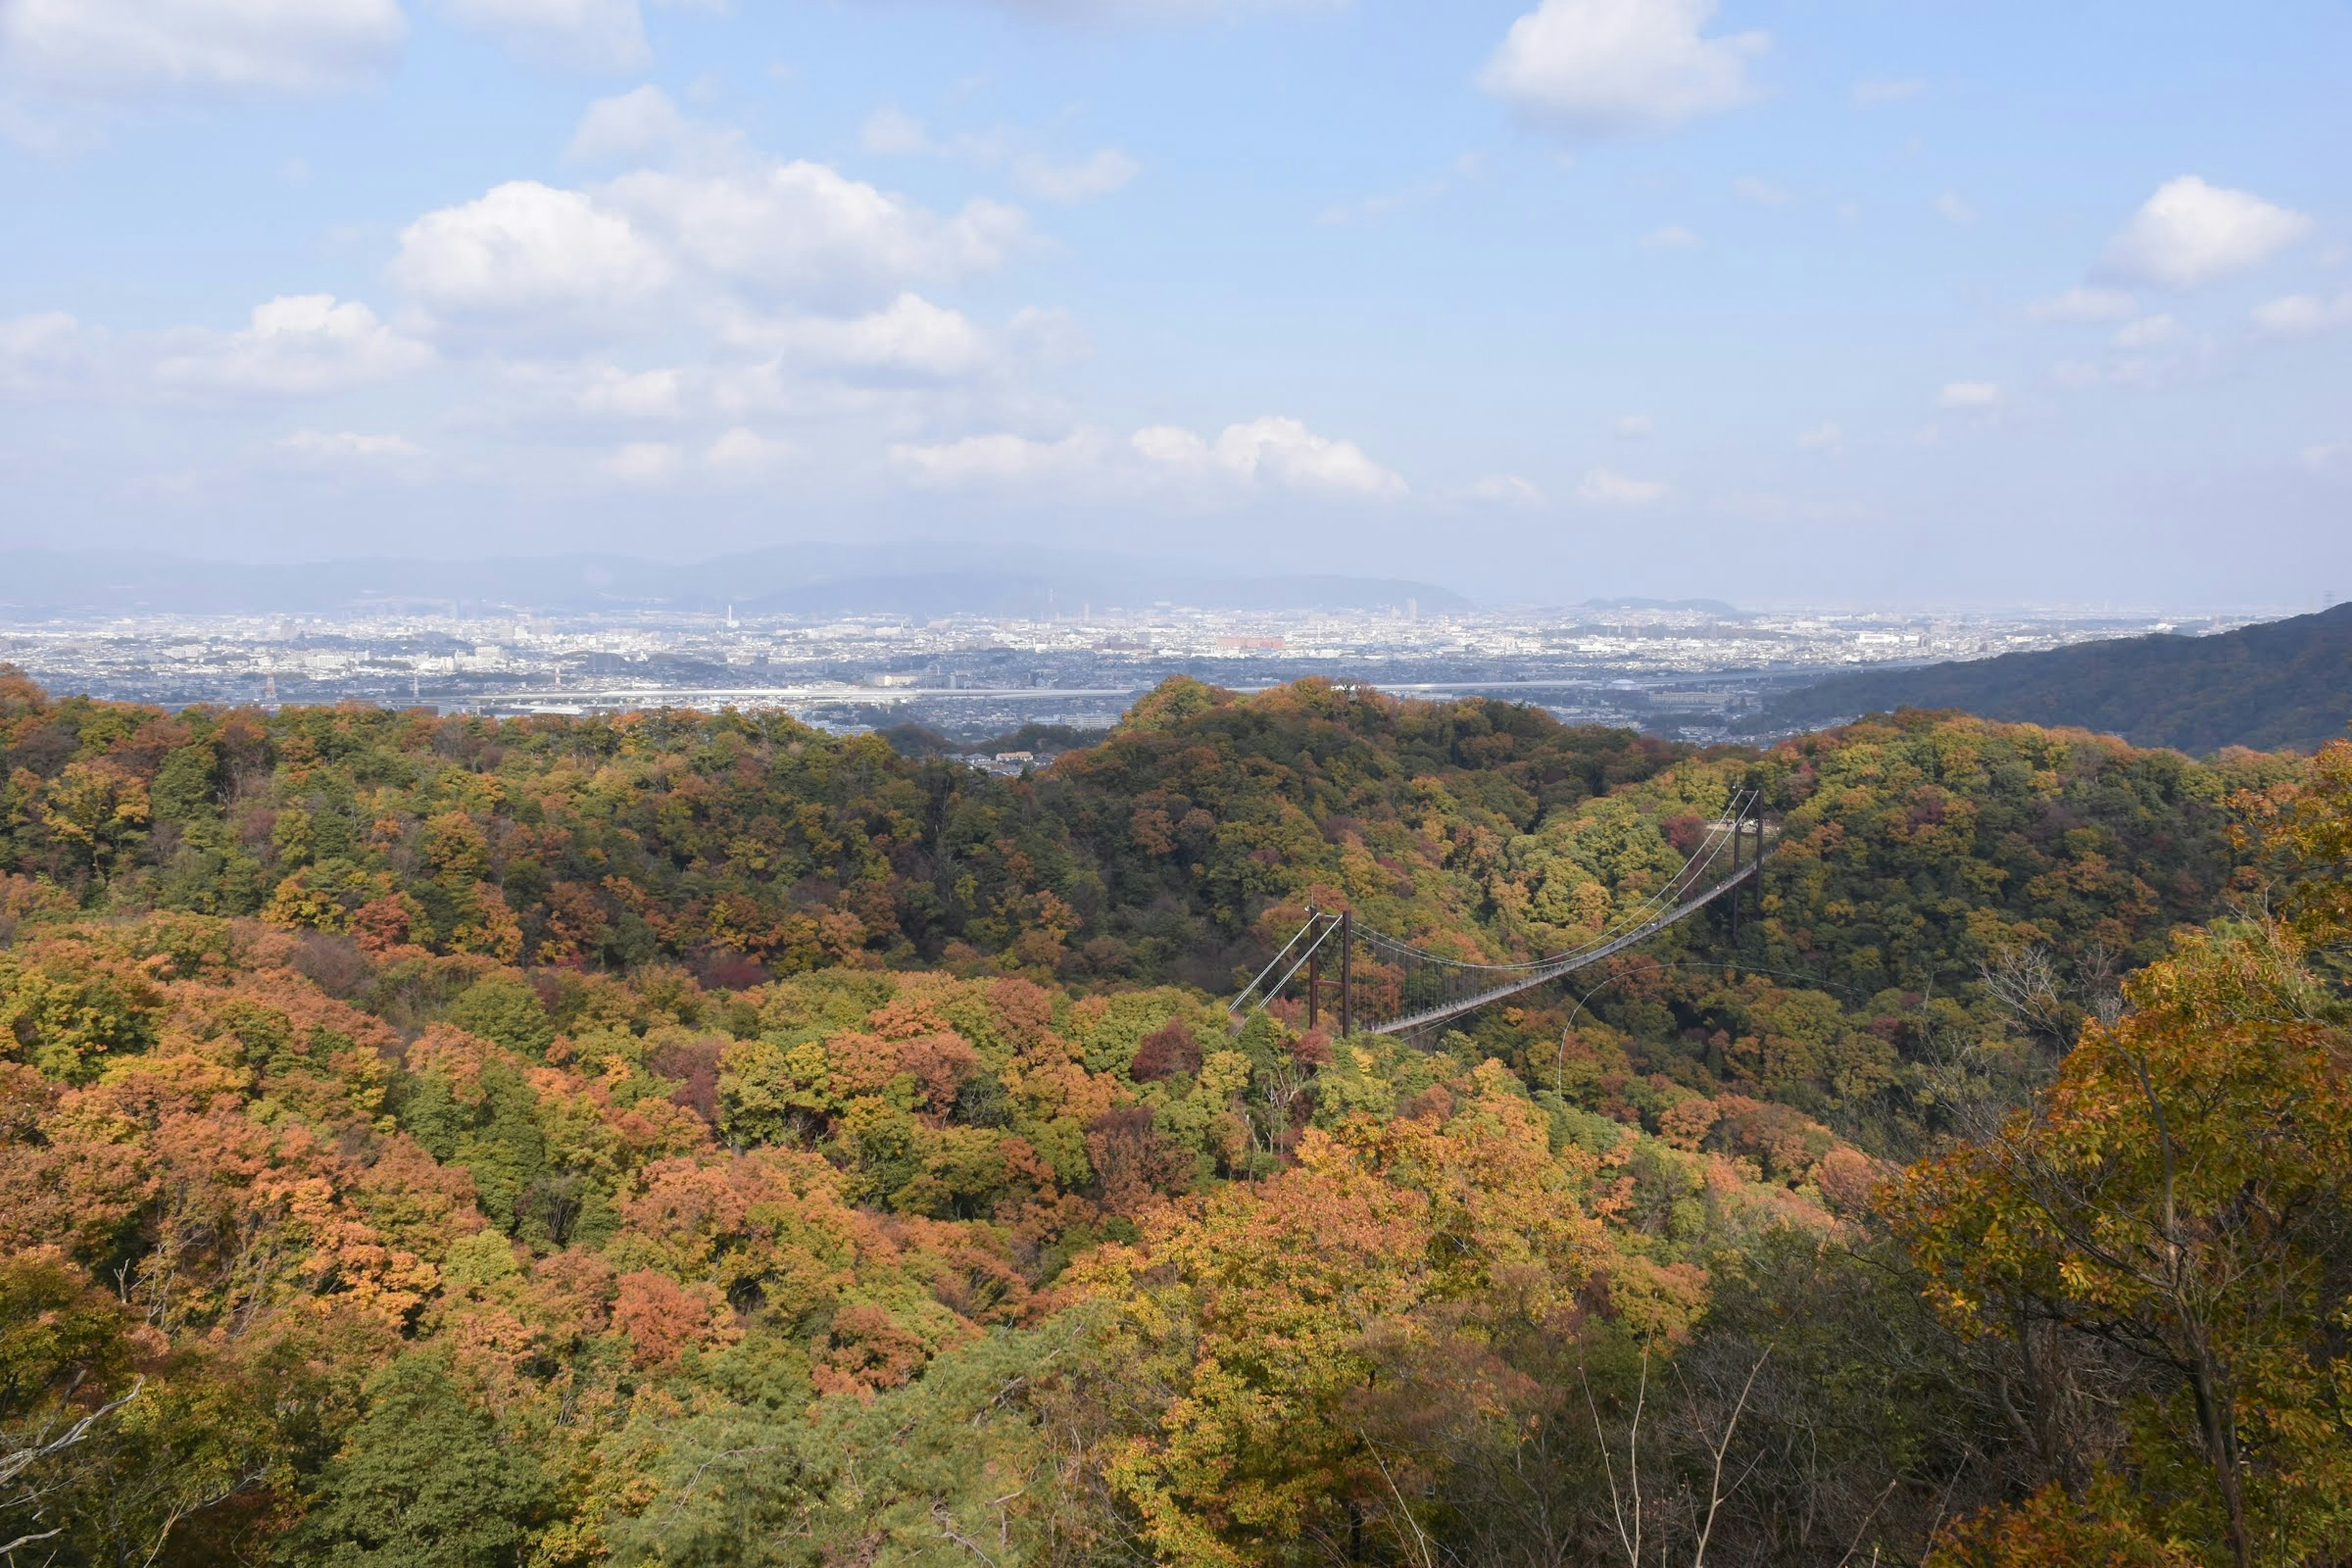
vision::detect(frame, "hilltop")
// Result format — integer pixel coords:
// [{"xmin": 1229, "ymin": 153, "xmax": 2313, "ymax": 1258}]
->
[
  {"xmin": 1760, "ymin": 601, "xmax": 2352, "ymax": 752},
  {"xmin": 1, "ymin": 665, "xmax": 2339, "ymax": 1566}
]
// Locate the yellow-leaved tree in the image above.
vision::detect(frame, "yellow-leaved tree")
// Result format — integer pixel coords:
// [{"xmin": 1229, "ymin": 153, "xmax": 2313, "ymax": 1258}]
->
[{"xmin": 1891, "ymin": 736, "xmax": 2352, "ymax": 1568}]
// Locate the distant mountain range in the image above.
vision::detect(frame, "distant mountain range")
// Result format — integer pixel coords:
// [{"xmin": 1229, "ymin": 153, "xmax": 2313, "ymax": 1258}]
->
[
  {"xmin": 1760, "ymin": 603, "xmax": 2352, "ymax": 753},
  {"xmin": 0, "ymin": 544, "xmax": 1472, "ymax": 619}
]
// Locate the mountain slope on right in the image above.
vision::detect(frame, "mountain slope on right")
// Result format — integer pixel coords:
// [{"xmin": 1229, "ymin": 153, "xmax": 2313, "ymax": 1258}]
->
[{"xmin": 1761, "ymin": 602, "xmax": 2352, "ymax": 753}]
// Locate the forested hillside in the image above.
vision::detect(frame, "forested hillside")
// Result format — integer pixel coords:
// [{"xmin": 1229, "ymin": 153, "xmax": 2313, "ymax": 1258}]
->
[
  {"xmin": 1760, "ymin": 601, "xmax": 2352, "ymax": 752},
  {"xmin": 4, "ymin": 662, "xmax": 2350, "ymax": 1567}
]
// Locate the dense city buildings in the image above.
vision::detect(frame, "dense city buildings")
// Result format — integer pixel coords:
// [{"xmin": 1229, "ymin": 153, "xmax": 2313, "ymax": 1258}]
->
[{"xmin": 0, "ymin": 598, "xmax": 2250, "ymax": 746}]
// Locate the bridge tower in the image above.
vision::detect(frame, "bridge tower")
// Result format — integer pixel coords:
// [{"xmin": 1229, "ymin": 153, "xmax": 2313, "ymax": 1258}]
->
[
  {"xmin": 1727, "ymin": 790, "xmax": 1766, "ymax": 947},
  {"xmin": 1304, "ymin": 909, "xmax": 1353, "ymax": 1036}
]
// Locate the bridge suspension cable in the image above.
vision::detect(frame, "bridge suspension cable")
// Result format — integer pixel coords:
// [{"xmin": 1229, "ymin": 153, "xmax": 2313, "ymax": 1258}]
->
[{"xmin": 1229, "ymin": 788, "xmax": 1767, "ymax": 1040}]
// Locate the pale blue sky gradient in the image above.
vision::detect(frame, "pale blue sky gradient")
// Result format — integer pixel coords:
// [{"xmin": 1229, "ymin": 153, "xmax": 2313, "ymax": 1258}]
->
[{"xmin": 1, "ymin": 0, "xmax": 2346, "ymax": 606}]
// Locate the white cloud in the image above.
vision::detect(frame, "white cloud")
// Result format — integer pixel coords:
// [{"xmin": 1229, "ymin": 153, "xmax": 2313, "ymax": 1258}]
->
[
  {"xmin": 1575, "ymin": 466, "xmax": 1668, "ymax": 506},
  {"xmin": 154, "ymin": 294, "xmax": 432, "ymax": 394},
  {"xmin": 600, "ymin": 440, "xmax": 682, "ymax": 482},
  {"xmin": 1479, "ymin": 0, "xmax": 1766, "ymax": 137},
  {"xmin": 278, "ymin": 429, "xmax": 425, "ymax": 461},
  {"xmin": 859, "ymin": 107, "xmax": 1137, "ymax": 206},
  {"xmin": 1935, "ymin": 190, "xmax": 1974, "ymax": 225},
  {"xmin": 1640, "ymin": 224, "xmax": 1700, "ymax": 251},
  {"xmin": 569, "ymin": 84, "xmax": 706, "ymax": 161},
  {"xmin": 736, "ymin": 293, "xmax": 990, "ymax": 378},
  {"xmin": 1615, "ymin": 413, "xmax": 1654, "ymax": 439},
  {"xmin": 1468, "ymin": 473, "xmax": 1546, "ymax": 506},
  {"xmin": 1937, "ymin": 380, "xmax": 1999, "ymax": 409},
  {"xmin": 894, "ymin": 429, "xmax": 1104, "ymax": 488},
  {"xmin": 0, "ymin": 0, "xmax": 404, "ymax": 94},
  {"xmin": 1142, "ymin": 415, "xmax": 1407, "ymax": 496},
  {"xmin": 2112, "ymin": 314, "xmax": 2176, "ymax": 349},
  {"xmin": 1733, "ymin": 175, "xmax": 1787, "ymax": 206},
  {"xmin": 390, "ymin": 181, "xmax": 672, "ymax": 323},
  {"xmin": 892, "ymin": 413, "xmax": 1404, "ymax": 499},
  {"xmin": 1852, "ymin": 77, "xmax": 1922, "ymax": 105},
  {"xmin": 2252, "ymin": 291, "xmax": 2352, "ymax": 336},
  {"xmin": 2098, "ymin": 175, "xmax": 2312, "ymax": 290},
  {"xmin": 1795, "ymin": 421, "xmax": 1841, "ymax": 451},
  {"xmin": 602, "ymin": 164, "xmax": 1026, "ymax": 301},
  {"xmin": 1011, "ymin": 147, "xmax": 1141, "ymax": 204},
  {"xmin": 859, "ymin": 105, "xmax": 936, "ymax": 157},
  {"xmin": 0, "ymin": 311, "xmax": 86, "ymax": 394},
  {"xmin": 574, "ymin": 364, "xmax": 685, "ymax": 417},
  {"xmin": 704, "ymin": 426, "xmax": 793, "ymax": 473},
  {"xmin": 441, "ymin": 0, "xmax": 647, "ymax": 72},
  {"xmin": 2030, "ymin": 285, "xmax": 2136, "ymax": 322}
]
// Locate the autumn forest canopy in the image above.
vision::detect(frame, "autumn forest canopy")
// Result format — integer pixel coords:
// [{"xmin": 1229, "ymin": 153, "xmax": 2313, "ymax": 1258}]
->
[{"xmin": 5, "ymin": 660, "xmax": 2352, "ymax": 1567}]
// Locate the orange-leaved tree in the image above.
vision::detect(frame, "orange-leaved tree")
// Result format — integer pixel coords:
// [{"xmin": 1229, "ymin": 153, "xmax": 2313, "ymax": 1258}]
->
[{"xmin": 1889, "ymin": 905, "xmax": 2352, "ymax": 1564}]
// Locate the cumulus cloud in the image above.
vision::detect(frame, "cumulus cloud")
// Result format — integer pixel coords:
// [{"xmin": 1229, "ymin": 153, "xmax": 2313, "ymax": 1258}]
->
[
  {"xmin": 704, "ymin": 426, "xmax": 793, "ymax": 473},
  {"xmin": 573, "ymin": 364, "xmax": 686, "ymax": 418},
  {"xmin": 1011, "ymin": 148, "xmax": 1142, "ymax": 204},
  {"xmin": 2030, "ymin": 285, "xmax": 2136, "ymax": 322},
  {"xmin": 601, "ymin": 163, "xmax": 1025, "ymax": 303},
  {"xmin": 1575, "ymin": 466, "xmax": 1668, "ymax": 506},
  {"xmin": 1468, "ymin": 473, "xmax": 1546, "ymax": 506},
  {"xmin": 600, "ymin": 440, "xmax": 682, "ymax": 483},
  {"xmin": 278, "ymin": 429, "xmax": 425, "ymax": 461},
  {"xmin": 1129, "ymin": 417, "xmax": 1405, "ymax": 496},
  {"xmin": 0, "ymin": 311, "xmax": 87, "ymax": 394},
  {"xmin": 1479, "ymin": 0, "xmax": 1766, "ymax": 138},
  {"xmin": 1795, "ymin": 421, "xmax": 1841, "ymax": 451},
  {"xmin": 1937, "ymin": 380, "xmax": 1999, "ymax": 409},
  {"xmin": 2252, "ymin": 291, "xmax": 2352, "ymax": 335},
  {"xmin": 0, "ymin": 0, "xmax": 404, "ymax": 94},
  {"xmin": 155, "ymin": 294, "xmax": 432, "ymax": 394},
  {"xmin": 390, "ymin": 181, "xmax": 673, "ymax": 325},
  {"xmin": 893, "ymin": 429, "xmax": 1105, "ymax": 488},
  {"xmin": 1615, "ymin": 413, "xmax": 1654, "ymax": 439},
  {"xmin": 2112, "ymin": 314, "xmax": 2176, "ymax": 349},
  {"xmin": 1640, "ymin": 225, "xmax": 1701, "ymax": 251},
  {"xmin": 892, "ymin": 413, "xmax": 1405, "ymax": 500},
  {"xmin": 1935, "ymin": 190, "xmax": 1975, "ymax": 225},
  {"xmin": 2098, "ymin": 175, "xmax": 2311, "ymax": 290},
  {"xmin": 1178, "ymin": 415, "xmax": 1407, "ymax": 495},
  {"xmin": 768, "ymin": 294, "xmax": 989, "ymax": 378},
  {"xmin": 568, "ymin": 84, "xmax": 708, "ymax": 162}
]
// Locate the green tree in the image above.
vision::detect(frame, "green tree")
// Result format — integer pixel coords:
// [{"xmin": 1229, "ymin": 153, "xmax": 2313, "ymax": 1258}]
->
[{"xmin": 287, "ymin": 1353, "xmax": 545, "ymax": 1568}]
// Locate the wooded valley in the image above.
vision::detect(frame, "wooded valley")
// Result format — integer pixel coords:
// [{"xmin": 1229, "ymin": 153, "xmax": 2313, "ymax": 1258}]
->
[{"xmin": 4, "ymin": 662, "xmax": 2349, "ymax": 1567}]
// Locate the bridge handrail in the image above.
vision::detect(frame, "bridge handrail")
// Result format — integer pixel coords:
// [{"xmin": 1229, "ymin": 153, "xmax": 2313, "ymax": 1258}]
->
[
  {"xmin": 1366, "ymin": 858, "xmax": 1760, "ymax": 1036},
  {"xmin": 1349, "ymin": 788, "xmax": 1757, "ymax": 976}
]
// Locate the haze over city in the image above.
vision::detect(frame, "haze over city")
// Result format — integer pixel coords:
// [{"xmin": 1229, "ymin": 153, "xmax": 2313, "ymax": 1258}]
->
[{"xmin": 4, "ymin": 1, "xmax": 2348, "ymax": 607}]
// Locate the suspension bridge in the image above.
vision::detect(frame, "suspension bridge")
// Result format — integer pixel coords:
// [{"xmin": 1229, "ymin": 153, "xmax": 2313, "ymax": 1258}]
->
[{"xmin": 1229, "ymin": 790, "xmax": 1766, "ymax": 1041}]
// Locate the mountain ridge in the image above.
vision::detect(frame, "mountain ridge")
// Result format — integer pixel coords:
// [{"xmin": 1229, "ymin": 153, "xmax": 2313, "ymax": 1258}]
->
[{"xmin": 1760, "ymin": 601, "xmax": 2352, "ymax": 752}]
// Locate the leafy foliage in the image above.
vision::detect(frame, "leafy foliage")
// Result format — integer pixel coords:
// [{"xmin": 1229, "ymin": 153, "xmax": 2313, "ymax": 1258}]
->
[{"xmin": 3, "ymin": 664, "xmax": 2348, "ymax": 1565}]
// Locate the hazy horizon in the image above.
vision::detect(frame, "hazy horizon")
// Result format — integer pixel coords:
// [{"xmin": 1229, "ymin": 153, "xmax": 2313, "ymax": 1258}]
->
[{"xmin": 3, "ymin": 1, "xmax": 2347, "ymax": 607}]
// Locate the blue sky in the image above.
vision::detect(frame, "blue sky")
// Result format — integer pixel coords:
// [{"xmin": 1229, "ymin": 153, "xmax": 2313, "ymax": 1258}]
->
[{"xmin": 1, "ymin": 0, "xmax": 2346, "ymax": 608}]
